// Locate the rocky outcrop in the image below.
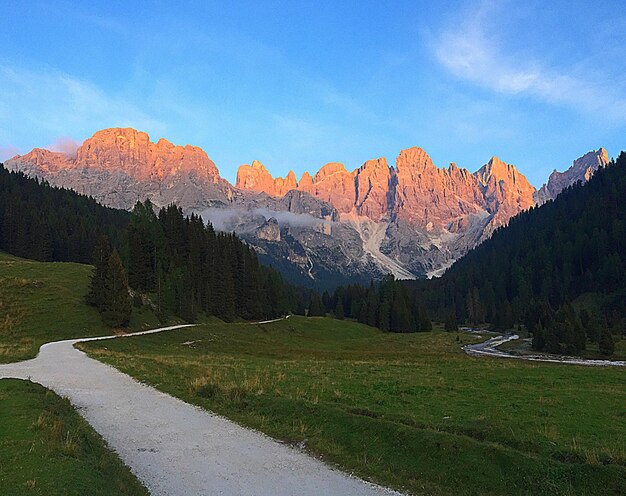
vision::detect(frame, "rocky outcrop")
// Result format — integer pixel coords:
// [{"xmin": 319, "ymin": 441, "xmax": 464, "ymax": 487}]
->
[
  {"xmin": 255, "ymin": 217, "xmax": 281, "ymax": 242},
  {"xmin": 300, "ymin": 162, "xmax": 357, "ymax": 214},
  {"xmin": 534, "ymin": 148, "xmax": 609, "ymax": 204},
  {"xmin": 76, "ymin": 128, "xmax": 221, "ymax": 181},
  {"xmin": 235, "ymin": 161, "xmax": 297, "ymax": 197},
  {"xmin": 235, "ymin": 147, "xmax": 531, "ymax": 235}
]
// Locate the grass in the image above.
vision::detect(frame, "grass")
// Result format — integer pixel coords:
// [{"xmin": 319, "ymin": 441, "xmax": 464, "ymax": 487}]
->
[
  {"xmin": 0, "ymin": 251, "xmax": 160, "ymax": 363},
  {"xmin": 80, "ymin": 317, "xmax": 626, "ymax": 496},
  {"xmin": 0, "ymin": 379, "xmax": 148, "ymax": 495}
]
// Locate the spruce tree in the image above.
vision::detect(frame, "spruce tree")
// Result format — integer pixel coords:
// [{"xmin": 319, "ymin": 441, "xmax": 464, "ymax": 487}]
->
[
  {"xmin": 86, "ymin": 235, "xmax": 111, "ymax": 308},
  {"xmin": 445, "ymin": 312, "xmax": 457, "ymax": 333},
  {"xmin": 309, "ymin": 293, "xmax": 325, "ymax": 316},
  {"xmin": 101, "ymin": 249, "xmax": 132, "ymax": 327},
  {"xmin": 334, "ymin": 299, "xmax": 345, "ymax": 320},
  {"xmin": 598, "ymin": 328, "xmax": 615, "ymax": 356}
]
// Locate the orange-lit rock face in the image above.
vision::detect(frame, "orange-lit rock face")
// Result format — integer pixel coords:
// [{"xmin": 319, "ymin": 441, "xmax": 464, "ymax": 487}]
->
[
  {"xmin": 75, "ymin": 128, "xmax": 220, "ymax": 182},
  {"xmin": 305, "ymin": 163, "xmax": 356, "ymax": 214},
  {"xmin": 13, "ymin": 128, "xmax": 221, "ymax": 183},
  {"xmin": 234, "ymin": 148, "xmax": 538, "ymax": 231},
  {"xmin": 354, "ymin": 157, "xmax": 390, "ymax": 221},
  {"xmin": 237, "ymin": 160, "xmax": 359, "ymax": 213},
  {"xmin": 236, "ymin": 161, "xmax": 275, "ymax": 193},
  {"xmin": 474, "ymin": 156, "xmax": 536, "ymax": 224},
  {"xmin": 235, "ymin": 162, "xmax": 299, "ymax": 197},
  {"xmin": 9, "ymin": 148, "xmax": 73, "ymax": 173},
  {"xmin": 298, "ymin": 171, "xmax": 313, "ymax": 190},
  {"xmin": 392, "ymin": 147, "xmax": 486, "ymax": 228}
]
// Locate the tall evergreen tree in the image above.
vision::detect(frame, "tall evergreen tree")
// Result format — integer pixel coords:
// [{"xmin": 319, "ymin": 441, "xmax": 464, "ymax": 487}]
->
[
  {"xmin": 598, "ymin": 328, "xmax": 615, "ymax": 356},
  {"xmin": 101, "ymin": 250, "xmax": 132, "ymax": 327},
  {"xmin": 86, "ymin": 235, "xmax": 112, "ymax": 309},
  {"xmin": 309, "ymin": 293, "xmax": 325, "ymax": 316}
]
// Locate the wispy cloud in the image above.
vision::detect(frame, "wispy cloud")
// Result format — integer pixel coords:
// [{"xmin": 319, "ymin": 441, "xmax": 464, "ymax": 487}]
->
[
  {"xmin": 433, "ymin": 0, "xmax": 626, "ymax": 121},
  {"xmin": 48, "ymin": 137, "xmax": 82, "ymax": 158},
  {"xmin": 0, "ymin": 64, "xmax": 166, "ymax": 148},
  {"xmin": 0, "ymin": 145, "xmax": 19, "ymax": 162}
]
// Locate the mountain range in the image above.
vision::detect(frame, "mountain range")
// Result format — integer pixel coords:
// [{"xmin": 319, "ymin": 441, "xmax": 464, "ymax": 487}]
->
[{"xmin": 4, "ymin": 128, "xmax": 609, "ymax": 287}]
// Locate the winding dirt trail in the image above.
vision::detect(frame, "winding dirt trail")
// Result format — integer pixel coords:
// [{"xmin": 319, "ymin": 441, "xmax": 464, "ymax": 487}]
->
[
  {"xmin": 0, "ymin": 324, "xmax": 401, "ymax": 496},
  {"xmin": 464, "ymin": 334, "xmax": 626, "ymax": 367}
]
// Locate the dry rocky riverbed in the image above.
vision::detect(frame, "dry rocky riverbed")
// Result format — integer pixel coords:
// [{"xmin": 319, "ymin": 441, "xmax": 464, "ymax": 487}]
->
[{"xmin": 463, "ymin": 333, "xmax": 626, "ymax": 367}]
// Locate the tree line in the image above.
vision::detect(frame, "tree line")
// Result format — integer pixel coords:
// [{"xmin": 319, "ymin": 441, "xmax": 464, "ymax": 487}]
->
[{"xmin": 308, "ymin": 275, "xmax": 433, "ymax": 333}]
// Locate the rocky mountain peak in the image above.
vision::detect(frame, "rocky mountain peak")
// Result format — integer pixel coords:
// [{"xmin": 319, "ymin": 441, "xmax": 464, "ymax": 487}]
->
[
  {"xmin": 236, "ymin": 162, "xmax": 299, "ymax": 197},
  {"xmin": 395, "ymin": 146, "xmax": 435, "ymax": 171},
  {"xmin": 251, "ymin": 160, "xmax": 268, "ymax": 171},
  {"xmin": 313, "ymin": 162, "xmax": 350, "ymax": 183},
  {"xmin": 473, "ymin": 157, "xmax": 536, "ymax": 237},
  {"xmin": 299, "ymin": 171, "xmax": 313, "ymax": 189},
  {"xmin": 474, "ymin": 156, "xmax": 529, "ymax": 189},
  {"xmin": 534, "ymin": 148, "xmax": 609, "ymax": 204},
  {"xmin": 236, "ymin": 161, "xmax": 274, "ymax": 192},
  {"xmin": 8, "ymin": 148, "xmax": 72, "ymax": 173},
  {"xmin": 74, "ymin": 127, "xmax": 220, "ymax": 182}
]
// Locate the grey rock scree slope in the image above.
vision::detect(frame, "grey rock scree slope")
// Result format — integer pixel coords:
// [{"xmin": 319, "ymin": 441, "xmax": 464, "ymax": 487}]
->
[{"xmin": 0, "ymin": 325, "xmax": 401, "ymax": 496}]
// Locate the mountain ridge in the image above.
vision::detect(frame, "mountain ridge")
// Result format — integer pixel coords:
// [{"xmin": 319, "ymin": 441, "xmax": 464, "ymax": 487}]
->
[{"xmin": 4, "ymin": 127, "xmax": 609, "ymax": 287}]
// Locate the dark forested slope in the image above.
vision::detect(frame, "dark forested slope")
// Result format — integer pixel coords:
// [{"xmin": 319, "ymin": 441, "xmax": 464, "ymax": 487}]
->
[
  {"xmin": 0, "ymin": 166, "xmax": 128, "ymax": 262},
  {"xmin": 413, "ymin": 152, "xmax": 626, "ymax": 353}
]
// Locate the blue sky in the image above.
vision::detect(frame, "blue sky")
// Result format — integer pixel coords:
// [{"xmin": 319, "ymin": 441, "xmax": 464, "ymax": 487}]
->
[{"xmin": 1, "ymin": 0, "xmax": 625, "ymax": 186}]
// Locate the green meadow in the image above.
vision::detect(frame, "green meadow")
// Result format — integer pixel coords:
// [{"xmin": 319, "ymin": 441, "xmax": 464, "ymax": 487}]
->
[
  {"xmin": 0, "ymin": 251, "xmax": 159, "ymax": 363},
  {"xmin": 0, "ymin": 379, "xmax": 147, "ymax": 495},
  {"xmin": 80, "ymin": 317, "xmax": 626, "ymax": 496}
]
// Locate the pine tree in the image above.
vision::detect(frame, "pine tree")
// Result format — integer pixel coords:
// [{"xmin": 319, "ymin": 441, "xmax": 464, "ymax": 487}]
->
[
  {"xmin": 532, "ymin": 320, "xmax": 546, "ymax": 351},
  {"xmin": 309, "ymin": 293, "xmax": 325, "ymax": 317},
  {"xmin": 86, "ymin": 235, "xmax": 111, "ymax": 308},
  {"xmin": 598, "ymin": 328, "xmax": 615, "ymax": 356},
  {"xmin": 445, "ymin": 312, "xmax": 457, "ymax": 333},
  {"xmin": 334, "ymin": 299, "xmax": 345, "ymax": 320},
  {"xmin": 101, "ymin": 249, "xmax": 132, "ymax": 327}
]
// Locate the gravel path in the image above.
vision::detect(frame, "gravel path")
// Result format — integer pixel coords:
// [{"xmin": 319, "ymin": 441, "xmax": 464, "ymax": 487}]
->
[
  {"xmin": 464, "ymin": 334, "xmax": 626, "ymax": 367},
  {"xmin": 0, "ymin": 325, "xmax": 401, "ymax": 496}
]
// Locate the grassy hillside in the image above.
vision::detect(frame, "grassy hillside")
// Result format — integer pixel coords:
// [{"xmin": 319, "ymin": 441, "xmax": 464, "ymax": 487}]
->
[
  {"xmin": 80, "ymin": 317, "xmax": 626, "ymax": 496},
  {"xmin": 0, "ymin": 251, "xmax": 159, "ymax": 363},
  {"xmin": 0, "ymin": 379, "xmax": 148, "ymax": 495}
]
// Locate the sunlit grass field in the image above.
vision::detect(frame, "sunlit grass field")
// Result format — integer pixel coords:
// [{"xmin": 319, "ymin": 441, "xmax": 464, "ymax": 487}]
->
[
  {"xmin": 81, "ymin": 317, "xmax": 626, "ymax": 495},
  {"xmin": 0, "ymin": 251, "xmax": 159, "ymax": 363},
  {"xmin": 0, "ymin": 379, "xmax": 148, "ymax": 495}
]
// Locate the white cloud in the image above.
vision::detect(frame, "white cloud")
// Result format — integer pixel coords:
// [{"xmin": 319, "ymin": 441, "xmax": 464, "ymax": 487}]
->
[
  {"xmin": 198, "ymin": 206, "xmax": 326, "ymax": 232},
  {"xmin": 433, "ymin": 1, "xmax": 626, "ymax": 120}
]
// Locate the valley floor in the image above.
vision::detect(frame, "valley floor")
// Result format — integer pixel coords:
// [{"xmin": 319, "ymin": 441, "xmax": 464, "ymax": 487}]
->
[{"xmin": 77, "ymin": 317, "xmax": 625, "ymax": 496}]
